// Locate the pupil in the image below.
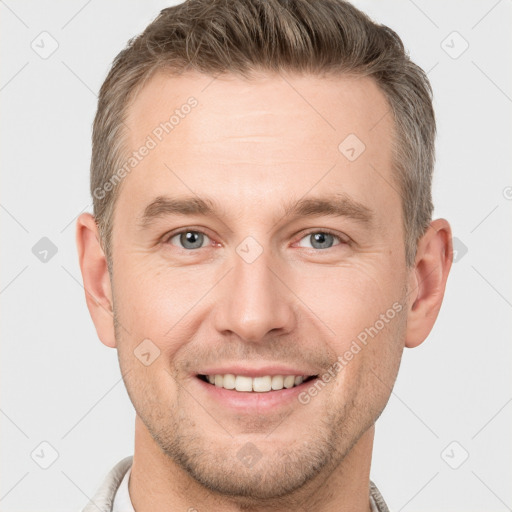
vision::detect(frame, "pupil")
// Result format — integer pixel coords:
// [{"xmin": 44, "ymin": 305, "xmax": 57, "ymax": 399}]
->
[
  {"xmin": 181, "ymin": 231, "xmax": 203, "ymax": 249},
  {"xmin": 312, "ymin": 232, "xmax": 332, "ymax": 249}
]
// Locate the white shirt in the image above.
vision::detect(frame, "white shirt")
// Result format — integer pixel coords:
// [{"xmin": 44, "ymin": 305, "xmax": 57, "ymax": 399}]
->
[{"xmin": 112, "ymin": 466, "xmax": 135, "ymax": 512}]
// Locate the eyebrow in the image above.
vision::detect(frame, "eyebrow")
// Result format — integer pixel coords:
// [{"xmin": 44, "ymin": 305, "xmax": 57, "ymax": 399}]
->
[{"xmin": 138, "ymin": 193, "xmax": 374, "ymax": 229}]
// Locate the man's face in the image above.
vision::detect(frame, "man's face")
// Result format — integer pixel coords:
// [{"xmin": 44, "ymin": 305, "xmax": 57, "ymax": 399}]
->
[{"xmin": 111, "ymin": 70, "xmax": 410, "ymax": 498}]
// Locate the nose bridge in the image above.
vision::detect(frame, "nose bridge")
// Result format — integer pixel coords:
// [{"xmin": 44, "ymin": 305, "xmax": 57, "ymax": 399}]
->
[{"xmin": 213, "ymin": 239, "xmax": 295, "ymax": 342}]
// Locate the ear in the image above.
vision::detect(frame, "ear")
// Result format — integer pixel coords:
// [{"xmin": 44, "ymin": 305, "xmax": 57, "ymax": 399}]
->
[
  {"xmin": 405, "ymin": 218, "xmax": 453, "ymax": 348},
  {"xmin": 76, "ymin": 213, "xmax": 117, "ymax": 348}
]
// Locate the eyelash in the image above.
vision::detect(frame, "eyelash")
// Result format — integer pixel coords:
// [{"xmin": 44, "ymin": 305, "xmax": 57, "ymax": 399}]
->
[{"xmin": 163, "ymin": 228, "xmax": 349, "ymax": 251}]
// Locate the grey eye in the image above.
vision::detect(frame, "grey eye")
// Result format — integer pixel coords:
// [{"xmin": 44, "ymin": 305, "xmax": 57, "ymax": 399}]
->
[
  {"xmin": 298, "ymin": 232, "xmax": 340, "ymax": 250},
  {"xmin": 169, "ymin": 231, "xmax": 209, "ymax": 250}
]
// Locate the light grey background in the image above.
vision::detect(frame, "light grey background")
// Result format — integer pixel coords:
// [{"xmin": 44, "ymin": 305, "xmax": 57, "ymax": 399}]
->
[{"xmin": 1, "ymin": 1, "xmax": 511, "ymax": 511}]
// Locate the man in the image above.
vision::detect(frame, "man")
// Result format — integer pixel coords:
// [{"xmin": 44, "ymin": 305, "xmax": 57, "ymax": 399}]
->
[{"xmin": 76, "ymin": 0, "xmax": 452, "ymax": 510}]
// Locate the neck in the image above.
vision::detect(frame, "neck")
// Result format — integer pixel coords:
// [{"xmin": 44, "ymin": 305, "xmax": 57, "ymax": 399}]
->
[{"xmin": 129, "ymin": 415, "xmax": 375, "ymax": 512}]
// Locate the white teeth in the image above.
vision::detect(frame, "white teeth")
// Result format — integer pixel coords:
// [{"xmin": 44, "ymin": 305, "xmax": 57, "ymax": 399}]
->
[
  {"xmin": 203, "ymin": 374, "xmax": 314, "ymax": 392},
  {"xmin": 223, "ymin": 373, "xmax": 236, "ymax": 390},
  {"xmin": 271, "ymin": 375, "xmax": 284, "ymax": 390},
  {"xmin": 235, "ymin": 375, "xmax": 253, "ymax": 392},
  {"xmin": 253, "ymin": 376, "xmax": 272, "ymax": 392},
  {"xmin": 283, "ymin": 375, "xmax": 295, "ymax": 389}
]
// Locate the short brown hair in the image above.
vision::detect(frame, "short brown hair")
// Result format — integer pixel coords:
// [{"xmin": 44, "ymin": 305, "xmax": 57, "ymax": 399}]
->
[{"xmin": 91, "ymin": 0, "xmax": 435, "ymax": 269}]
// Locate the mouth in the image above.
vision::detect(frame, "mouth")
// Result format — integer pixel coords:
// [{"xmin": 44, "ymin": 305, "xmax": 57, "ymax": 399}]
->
[{"xmin": 197, "ymin": 373, "xmax": 319, "ymax": 393}]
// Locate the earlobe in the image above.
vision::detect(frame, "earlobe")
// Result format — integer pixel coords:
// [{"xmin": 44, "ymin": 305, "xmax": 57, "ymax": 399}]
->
[
  {"xmin": 76, "ymin": 213, "xmax": 117, "ymax": 348},
  {"xmin": 405, "ymin": 219, "xmax": 453, "ymax": 348}
]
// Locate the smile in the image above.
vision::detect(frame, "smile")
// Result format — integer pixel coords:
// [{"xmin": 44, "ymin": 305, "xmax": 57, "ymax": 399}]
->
[{"xmin": 197, "ymin": 374, "xmax": 318, "ymax": 393}]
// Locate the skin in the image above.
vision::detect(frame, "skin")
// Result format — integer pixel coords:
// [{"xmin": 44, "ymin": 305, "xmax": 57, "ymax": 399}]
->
[{"xmin": 76, "ymin": 70, "xmax": 452, "ymax": 511}]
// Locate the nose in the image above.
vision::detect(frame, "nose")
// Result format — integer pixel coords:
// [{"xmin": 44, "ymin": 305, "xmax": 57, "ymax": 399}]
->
[{"xmin": 212, "ymin": 247, "xmax": 297, "ymax": 343}]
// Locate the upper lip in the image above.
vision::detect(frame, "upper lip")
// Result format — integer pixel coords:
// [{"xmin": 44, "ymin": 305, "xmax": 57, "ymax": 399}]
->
[{"xmin": 196, "ymin": 365, "xmax": 319, "ymax": 378}]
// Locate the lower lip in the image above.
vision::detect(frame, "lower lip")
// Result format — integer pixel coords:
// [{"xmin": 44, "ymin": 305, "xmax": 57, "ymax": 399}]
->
[{"xmin": 194, "ymin": 376, "xmax": 318, "ymax": 413}]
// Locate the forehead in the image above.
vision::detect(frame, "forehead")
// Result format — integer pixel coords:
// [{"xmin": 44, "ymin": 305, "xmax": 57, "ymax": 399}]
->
[
  {"xmin": 125, "ymin": 69, "xmax": 393, "ymax": 156},
  {"xmin": 117, "ymin": 69, "xmax": 397, "ymax": 226}
]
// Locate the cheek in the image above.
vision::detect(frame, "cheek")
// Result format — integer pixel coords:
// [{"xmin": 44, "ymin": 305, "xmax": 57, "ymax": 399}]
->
[
  {"xmin": 289, "ymin": 261, "xmax": 404, "ymax": 347},
  {"xmin": 117, "ymin": 348, "xmax": 181, "ymax": 426},
  {"xmin": 293, "ymin": 261, "xmax": 407, "ymax": 405},
  {"xmin": 112, "ymin": 258, "xmax": 218, "ymax": 367},
  {"xmin": 113, "ymin": 258, "xmax": 192, "ymax": 328},
  {"xmin": 326, "ymin": 299, "xmax": 406, "ymax": 427}
]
